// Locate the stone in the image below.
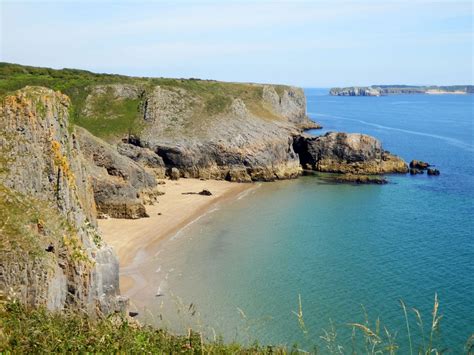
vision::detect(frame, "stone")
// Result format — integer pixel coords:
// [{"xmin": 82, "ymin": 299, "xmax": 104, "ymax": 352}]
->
[
  {"xmin": 410, "ymin": 168, "xmax": 424, "ymax": 175},
  {"xmin": 330, "ymin": 174, "xmax": 388, "ymax": 184},
  {"xmin": 169, "ymin": 167, "xmax": 180, "ymax": 180},
  {"xmin": 409, "ymin": 160, "xmax": 430, "ymax": 169},
  {"xmin": 198, "ymin": 189, "xmax": 212, "ymax": 196},
  {"xmin": 427, "ymin": 168, "xmax": 440, "ymax": 176}
]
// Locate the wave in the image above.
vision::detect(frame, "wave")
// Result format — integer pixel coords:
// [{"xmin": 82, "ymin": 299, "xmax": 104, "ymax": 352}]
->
[
  {"xmin": 237, "ymin": 183, "xmax": 261, "ymax": 200},
  {"xmin": 390, "ymin": 101, "xmax": 428, "ymax": 105},
  {"xmin": 169, "ymin": 207, "xmax": 220, "ymax": 241}
]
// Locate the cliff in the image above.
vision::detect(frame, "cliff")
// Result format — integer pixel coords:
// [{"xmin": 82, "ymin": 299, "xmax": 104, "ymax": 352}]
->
[
  {"xmin": 0, "ymin": 63, "xmax": 320, "ymax": 182},
  {"xmin": 330, "ymin": 85, "xmax": 473, "ymax": 96},
  {"xmin": 0, "ymin": 87, "xmax": 122, "ymax": 314},
  {"xmin": 80, "ymin": 83, "xmax": 318, "ymax": 181}
]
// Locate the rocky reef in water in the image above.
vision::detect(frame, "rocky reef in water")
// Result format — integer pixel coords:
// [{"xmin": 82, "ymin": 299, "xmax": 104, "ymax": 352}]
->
[{"xmin": 330, "ymin": 85, "xmax": 473, "ymax": 96}]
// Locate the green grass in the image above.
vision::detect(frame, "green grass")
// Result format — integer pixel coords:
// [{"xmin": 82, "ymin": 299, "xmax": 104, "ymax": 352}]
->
[
  {"xmin": 0, "ymin": 184, "xmax": 58, "ymax": 262},
  {"xmin": 1, "ymin": 292, "xmax": 473, "ymax": 353},
  {"xmin": 74, "ymin": 93, "xmax": 143, "ymax": 138},
  {"xmin": 0, "ymin": 301, "xmax": 284, "ymax": 354}
]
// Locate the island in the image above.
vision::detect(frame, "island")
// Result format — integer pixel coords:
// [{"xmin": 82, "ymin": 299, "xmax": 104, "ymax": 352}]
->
[{"xmin": 329, "ymin": 85, "xmax": 474, "ymax": 96}]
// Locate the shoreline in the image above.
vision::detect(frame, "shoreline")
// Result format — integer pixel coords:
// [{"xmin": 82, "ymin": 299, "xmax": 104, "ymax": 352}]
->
[{"xmin": 98, "ymin": 178, "xmax": 255, "ymax": 296}]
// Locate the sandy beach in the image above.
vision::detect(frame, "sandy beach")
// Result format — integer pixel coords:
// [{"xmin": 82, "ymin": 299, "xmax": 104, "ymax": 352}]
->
[{"xmin": 99, "ymin": 178, "xmax": 253, "ymax": 295}]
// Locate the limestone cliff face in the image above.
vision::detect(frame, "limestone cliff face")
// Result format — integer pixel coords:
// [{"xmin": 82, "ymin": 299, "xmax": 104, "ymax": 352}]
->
[
  {"xmin": 0, "ymin": 87, "xmax": 121, "ymax": 314},
  {"xmin": 293, "ymin": 132, "xmax": 408, "ymax": 175},
  {"xmin": 77, "ymin": 128, "xmax": 161, "ymax": 219},
  {"xmin": 82, "ymin": 83, "xmax": 319, "ymax": 182}
]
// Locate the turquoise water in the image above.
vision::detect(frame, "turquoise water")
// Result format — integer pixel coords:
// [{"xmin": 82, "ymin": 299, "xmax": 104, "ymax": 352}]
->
[{"xmin": 142, "ymin": 91, "xmax": 473, "ymax": 352}]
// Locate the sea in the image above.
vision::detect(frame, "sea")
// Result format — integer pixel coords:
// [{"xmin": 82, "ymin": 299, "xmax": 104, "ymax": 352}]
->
[{"xmin": 136, "ymin": 89, "xmax": 474, "ymax": 353}]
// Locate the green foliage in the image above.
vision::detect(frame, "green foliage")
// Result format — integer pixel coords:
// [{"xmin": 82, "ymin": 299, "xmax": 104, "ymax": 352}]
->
[
  {"xmin": 0, "ymin": 184, "xmax": 54, "ymax": 261},
  {"xmin": 0, "ymin": 301, "xmax": 284, "ymax": 354},
  {"xmin": 76, "ymin": 94, "xmax": 143, "ymax": 139}
]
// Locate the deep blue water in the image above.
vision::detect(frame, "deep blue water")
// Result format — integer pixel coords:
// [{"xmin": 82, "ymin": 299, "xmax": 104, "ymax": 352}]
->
[{"xmin": 141, "ymin": 90, "xmax": 474, "ymax": 353}]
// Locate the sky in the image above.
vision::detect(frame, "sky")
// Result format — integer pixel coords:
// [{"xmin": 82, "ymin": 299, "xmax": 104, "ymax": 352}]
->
[{"xmin": 1, "ymin": 0, "xmax": 473, "ymax": 87}]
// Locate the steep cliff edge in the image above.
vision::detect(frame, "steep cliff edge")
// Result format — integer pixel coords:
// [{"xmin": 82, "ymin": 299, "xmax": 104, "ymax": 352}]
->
[{"xmin": 0, "ymin": 87, "xmax": 122, "ymax": 314}]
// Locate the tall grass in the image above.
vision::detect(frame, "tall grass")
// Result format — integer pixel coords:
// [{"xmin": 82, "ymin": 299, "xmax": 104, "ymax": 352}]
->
[
  {"xmin": 289, "ymin": 294, "xmax": 472, "ymax": 354},
  {"xmin": 1, "ymin": 294, "xmax": 473, "ymax": 354}
]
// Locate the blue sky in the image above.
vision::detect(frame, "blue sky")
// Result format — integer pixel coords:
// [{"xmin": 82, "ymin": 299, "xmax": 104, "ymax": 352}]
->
[{"xmin": 1, "ymin": 1, "xmax": 472, "ymax": 87}]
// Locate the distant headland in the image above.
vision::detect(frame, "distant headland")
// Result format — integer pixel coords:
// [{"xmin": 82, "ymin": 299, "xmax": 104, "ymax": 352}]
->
[{"xmin": 329, "ymin": 85, "xmax": 474, "ymax": 96}]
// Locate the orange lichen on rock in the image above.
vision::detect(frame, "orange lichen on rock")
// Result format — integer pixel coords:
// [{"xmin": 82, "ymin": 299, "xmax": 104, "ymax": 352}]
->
[{"xmin": 51, "ymin": 140, "xmax": 75, "ymax": 186}]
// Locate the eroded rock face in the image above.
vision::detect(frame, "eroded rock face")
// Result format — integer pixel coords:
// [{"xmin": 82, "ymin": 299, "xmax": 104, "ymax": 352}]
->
[
  {"xmin": 0, "ymin": 87, "xmax": 120, "ymax": 314},
  {"xmin": 140, "ymin": 86, "xmax": 317, "ymax": 181},
  {"xmin": 80, "ymin": 82, "xmax": 321, "ymax": 182},
  {"xmin": 117, "ymin": 142, "xmax": 166, "ymax": 177},
  {"xmin": 77, "ymin": 128, "xmax": 158, "ymax": 219},
  {"xmin": 293, "ymin": 132, "xmax": 408, "ymax": 175}
]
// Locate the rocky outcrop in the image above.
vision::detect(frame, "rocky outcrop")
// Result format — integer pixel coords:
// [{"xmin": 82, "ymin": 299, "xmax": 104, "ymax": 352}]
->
[
  {"xmin": 0, "ymin": 87, "xmax": 121, "ymax": 314},
  {"xmin": 131, "ymin": 84, "xmax": 318, "ymax": 181},
  {"xmin": 409, "ymin": 160, "xmax": 440, "ymax": 176},
  {"xmin": 77, "ymin": 128, "xmax": 159, "ymax": 219},
  {"xmin": 293, "ymin": 132, "xmax": 408, "ymax": 175},
  {"xmin": 409, "ymin": 160, "xmax": 430, "ymax": 169}
]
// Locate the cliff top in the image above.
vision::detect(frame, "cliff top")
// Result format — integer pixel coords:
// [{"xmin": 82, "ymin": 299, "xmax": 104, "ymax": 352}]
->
[{"xmin": 0, "ymin": 62, "xmax": 303, "ymax": 140}]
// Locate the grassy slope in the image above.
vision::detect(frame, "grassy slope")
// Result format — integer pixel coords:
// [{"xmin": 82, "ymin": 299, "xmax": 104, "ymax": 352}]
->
[
  {"xmin": 0, "ymin": 301, "xmax": 282, "ymax": 354},
  {"xmin": 0, "ymin": 63, "xmax": 288, "ymax": 141}
]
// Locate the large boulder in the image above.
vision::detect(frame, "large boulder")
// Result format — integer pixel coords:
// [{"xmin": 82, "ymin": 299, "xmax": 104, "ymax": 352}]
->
[{"xmin": 293, "ymin": 132, "xmax": 408, "ymax": 175}]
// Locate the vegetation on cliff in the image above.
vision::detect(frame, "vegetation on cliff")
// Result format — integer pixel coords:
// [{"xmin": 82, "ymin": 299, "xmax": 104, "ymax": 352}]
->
[{"xmin": 0, "ymin": 62, "xmax": 297, "ymax": 141}]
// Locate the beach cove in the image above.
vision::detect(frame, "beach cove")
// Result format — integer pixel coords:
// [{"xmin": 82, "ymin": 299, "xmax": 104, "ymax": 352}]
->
[{"xmin": 99, "ymin": 179, "xmax": 255, "ymax": 299}]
